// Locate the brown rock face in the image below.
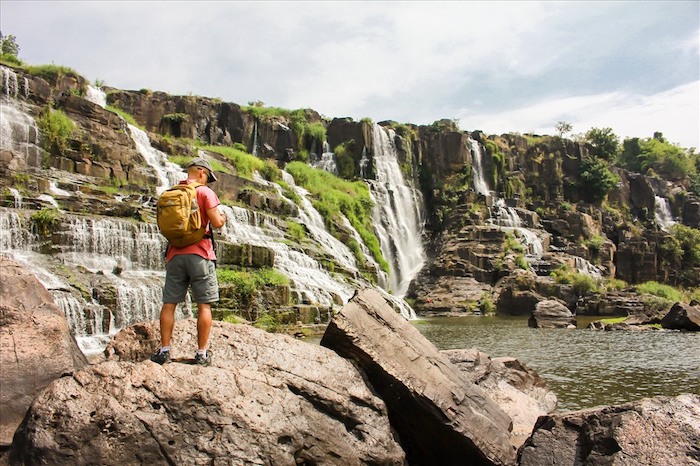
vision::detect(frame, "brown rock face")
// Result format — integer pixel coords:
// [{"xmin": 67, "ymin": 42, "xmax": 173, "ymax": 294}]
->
[
  {"xmin": 9, "ymin": 319, "xmax": 405, "ymax": 465},
  {"xmin": 518, "ymin": 394, "xmax": 700, "ymax": 466},
  {"xmin": 0, "ymin": 257, "xmax": 88, "ymax": 446},
  {"xmin": 442, "ymin": 349, "xmax": 558, "ymax": 448},
  {"xmin": 321, "ymin": 289, "xmax": 517, "ymax": 466}
]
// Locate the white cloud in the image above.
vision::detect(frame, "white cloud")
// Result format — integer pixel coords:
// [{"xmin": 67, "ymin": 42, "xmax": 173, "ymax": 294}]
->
[
  {"xmin": 2, "ymin": 1, "xmax": 697, "ymax": 148},
  {"xmin": 457, "ymin": 80, "xmax": 700, "ymax": 149}
]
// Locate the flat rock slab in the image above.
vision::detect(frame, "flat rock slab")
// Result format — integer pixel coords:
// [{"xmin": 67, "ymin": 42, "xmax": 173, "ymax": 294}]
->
[
  {"xmin": 9, "ymin": 319, "xmax": 405, "ymax": 466},
  {"xmin": 321, "ymin": 288, "xmax": 517, "ymax": 466}
]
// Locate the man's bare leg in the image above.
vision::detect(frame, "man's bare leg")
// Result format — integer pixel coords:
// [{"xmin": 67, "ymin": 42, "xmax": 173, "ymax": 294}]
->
[
  {"xmin": 197, "ymin": 303, "xmax": 212, "ymax": 351},
  {"xmin": 159, "ymin": 302, "xmax": 177, "ymax": 347}
]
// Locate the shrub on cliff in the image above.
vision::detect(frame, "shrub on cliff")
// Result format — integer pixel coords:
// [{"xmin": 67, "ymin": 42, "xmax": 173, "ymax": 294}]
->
[{"xmin": 579, "ymin": 156, "xmax": 619, "ymax": 204}]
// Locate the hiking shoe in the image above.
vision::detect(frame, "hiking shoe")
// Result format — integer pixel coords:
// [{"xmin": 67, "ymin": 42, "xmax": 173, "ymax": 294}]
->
[
  {"xmin": 150, "ymin": 349, "xmax": 171, "ymax": 365},
  {"xmin": 194, "ymin": 350, "xmax": 212, "ymax": 367}
]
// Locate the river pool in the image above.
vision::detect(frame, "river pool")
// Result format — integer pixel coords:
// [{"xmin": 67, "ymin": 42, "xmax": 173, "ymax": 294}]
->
[{"xmin": 411, "ymin": 315, "xmax": 700, "ymax": 411}]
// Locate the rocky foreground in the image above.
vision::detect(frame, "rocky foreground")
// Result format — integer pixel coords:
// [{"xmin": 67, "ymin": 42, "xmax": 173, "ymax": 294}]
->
[{"xmin": 1, "ymin": 257, "xmax": 699, "ymax": 465}]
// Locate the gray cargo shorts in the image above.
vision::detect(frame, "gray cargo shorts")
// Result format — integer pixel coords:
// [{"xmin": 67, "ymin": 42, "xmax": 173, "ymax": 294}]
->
[{"xmin": 163, "ymin": 254, "xmax": 219, "ymax": 304}]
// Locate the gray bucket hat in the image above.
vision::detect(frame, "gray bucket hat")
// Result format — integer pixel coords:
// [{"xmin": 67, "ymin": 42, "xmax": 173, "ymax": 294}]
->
[{"xmin": 187, "ymin": 157, "xmax": 218, "ymax": 183}]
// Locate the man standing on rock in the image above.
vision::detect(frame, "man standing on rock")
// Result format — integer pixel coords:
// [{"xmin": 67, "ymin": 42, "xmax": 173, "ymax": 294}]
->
[{"xmin": 151, "ymin": 157, "xmax": 227, "ymax": 366}]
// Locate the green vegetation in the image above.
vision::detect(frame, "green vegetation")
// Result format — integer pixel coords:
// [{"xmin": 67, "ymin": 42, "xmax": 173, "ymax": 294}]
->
[
  {"xmin": 105, "ymin": 105, "xmax": 141, "ymax": 128},
  {"xmin": 285, "ymin": 161, "xmax": 389, "ymax": 273},
  {"xmin": 555, "ymin": 121, "xmax": 572, "ymax": 138},
  {"xmin": 585, "ymin": 127, "xmax": 620, "ymax": 160},
  {"xmin": 242, "ymin": 102, "xmax": 290, "ymax": 120},
  {"xmin": 200, "ymin": 144, "xmax": 280, "ymax": 180},
  {"xmin": 37, "ymin": 107, "xmax": 74, "ymax": 156},
  {"xmin": 659, "ymin": 224, "xmax": 700, "ymax": 286},
  {"xmin": 290, "ymin": 109, "xmax": 326, "ymax": 149},
  {"xmin": 162, "ymin": 113, "xmax": 190, "ymax": 123},
  {"xmin": 551, "ymin": 265, "xmax": 600, "ymax": 295},
  {"xmin": 31, "ymin": 207, "xmax": 61, "ymax": 237},
  {"xmin": 217, "ymin": 267, "xmax": 289, "ymax": 320},
  {"xmin": 618, "ymin": 133, "xmax": 697, "ymax": 186},
  {"xmin": 635, "ymin": 281, "xmax": 683, "ymax": 303},
  {"xmin": 579, "ymin": 156, "xmax": 619, "ymax": 204},
  {"xmin": 0, "ymin": 32, "xmax": 21, "ymax": 65},
  {"xmin": 286, "ymin": 220, "xmax": 307, "ymax": 242}
]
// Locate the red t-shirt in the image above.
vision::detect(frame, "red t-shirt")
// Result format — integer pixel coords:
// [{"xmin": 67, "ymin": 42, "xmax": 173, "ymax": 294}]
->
[{"xmin": 165, "ymin": 179, "xmax": 221, "ymax": 263}]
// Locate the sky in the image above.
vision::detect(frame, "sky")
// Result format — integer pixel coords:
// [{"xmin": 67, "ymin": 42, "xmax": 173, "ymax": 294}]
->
[{"xmin": 2, "ymin": 1, "xmax": 699, "ymax": 149}]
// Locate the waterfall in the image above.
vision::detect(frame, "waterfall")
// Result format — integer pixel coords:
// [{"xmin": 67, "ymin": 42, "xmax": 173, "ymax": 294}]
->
[
  {"xmin": 367, "ymin": 123, "xmax": 425, "ymax": 298},
  {"xmin": 219, "ymin": 204, "xmax": 355, "ymax": 306},
  {"xmin": 489, "ymin": 199, "xmax": 544, "ymax": 259},
  {"xmin": 655, "ymin": 196, "xmax": 676, "ymax": 231},
  {"xmin": 0, "ymin": 96, "xmax": 42, "ymax": 162},
  {"xmin": 0, "ymin": 208, "xmax": 188, "ymax": 357},
  {"xmin": 1, "ymin": 65, "xmax": 30, "ymax": 99},
  {"xmin": 469, "ymin": 138, "xmax": 491, "ymax": 196},
  {"xmin": 359, "ymin": 148, "xmax": 368, "ymax": 178},
  {"xmin": 85, "ymin": 84, "xmax": 107, "ymax": 108},
  {"xmin": 128, "ymin": 124, "xmax": 185, "ymax": 194},
  {"xmin": 311, "ymin": 142, "xmax": 338, "ymax": 175},
  {"xmin": 0, "ymin": 208, "xmax": 33, "ymax": 251},
  {"xmin": 574, "ymin": 256, "xmax": 602, "ymax": 278},
  {"xmin": 280, "ymin": 171, "xmax": 358, "ymax": 272},
  {"xmin": 8, "ymin": 188, "xmax": 22, "ymax": 208},
  {"xmin": 252, "ymin": 120, "xmax": 259, "ymax": 157},
  {"xmin": 58, "ymin": 216, "xmax": 165, "ymax": 272}
]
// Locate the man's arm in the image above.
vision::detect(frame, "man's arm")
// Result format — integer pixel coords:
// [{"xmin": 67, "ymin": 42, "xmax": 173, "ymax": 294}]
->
[{"xmin": 207, "ymin": 205, "xmax": 227, "ymax": 229}]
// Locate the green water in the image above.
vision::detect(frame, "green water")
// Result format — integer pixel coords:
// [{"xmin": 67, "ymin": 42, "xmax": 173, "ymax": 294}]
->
[{"xmin": 411, "ymin": 315, "xmax": 700, "ymax": 412}]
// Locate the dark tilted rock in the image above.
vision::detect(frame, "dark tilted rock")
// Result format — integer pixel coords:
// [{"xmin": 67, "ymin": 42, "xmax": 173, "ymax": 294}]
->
[
  {"xmin": 321, "ymin": 288, "xmax": 517, "ymax": 466},
  {"xmin": 442, "ymin": 349, "xmax": 557, "ymax": 448},
  {"xmin": 528, "ymin": 299, "xmax": 576, "ymax": 328},
  {"xmin": 661, "ymin": 302, "xmax": 700, "ymax": 331},
  {"xmin": 9, "ymin": 319, "xmax": 405, "ymax": 466},
  {"xmin": 0, "ymin": 257, "xmax": 88, "ymax": 447},
  {"xmin": 518, "ymin": 394, "xmax": 700, "ymax": 466}
]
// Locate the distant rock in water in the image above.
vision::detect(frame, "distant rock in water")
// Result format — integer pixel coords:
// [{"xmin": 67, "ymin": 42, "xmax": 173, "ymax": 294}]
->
[
  {"xmin": 661, "ymin": 302, "xmax": 700, "ymax": 331},
  {"xmin": 0, "ymin": 257, "xmax": 88, "ymax": 447},
  {"xmin": 528, "ymin": 299, "xmax": 576, "ymax": 329}
]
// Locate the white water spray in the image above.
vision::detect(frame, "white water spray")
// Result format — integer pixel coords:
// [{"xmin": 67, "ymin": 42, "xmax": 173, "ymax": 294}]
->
[{"xmin": 367, "ymin": 124, "xmax": 425, "ymax": 298}]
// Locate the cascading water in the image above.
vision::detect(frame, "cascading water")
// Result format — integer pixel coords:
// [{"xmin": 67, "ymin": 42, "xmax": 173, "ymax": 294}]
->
[
  {"xmin": 311, "ymin": 142, "xmax": 338, "ymax": 175},
  {"xmin": 359, "ymin": 148, "xmax": 368, "ymax": 178},
  {"xmin": 280, "ymin": 171, "xmax": 358, "ymax": 273},
  {"xmin": 469, "ymin": 138, "xmax": 491, "ymax": 197},
  {"xmin": 655, "ymin": 195, "xmax": 676, "ymax": 231},
  {"xmin": 128, "ymin": 125, "xmax": 185, "ymax": 194},
  {"xmin": 489, "ymin": 198, "xmax": 544, "ymax": 259},
  {"xmin": 252, "ymin": 120, "xmax": 259, "ymax": 157},
  {"xmin": 366, "ymin": 123, "xmax": 425, "ymax": 298},
  {"xmin": 219, "ymin": 203, "xmax": 355, "ymax": 306},
  {"xmin": 470, "ymin": 139, "xmax": 545, "ymax": 259},
  {"xmin": 1, "ymin": 67, "xmax": 42, "ymax": 164}
]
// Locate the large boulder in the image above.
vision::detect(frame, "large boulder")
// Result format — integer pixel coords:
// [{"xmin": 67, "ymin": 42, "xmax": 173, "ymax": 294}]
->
[
  {"xmin": 442, "ymin": 349, "xmax": 558, "ymax": 448},
  {"xmin": 8, "ymin": 319, "xmax": 405, "ymax": 465},
  {"xmin": 0, "ymin": 257, "xmax": 88, "ymax": 447},
  {"xmin": 518, "ymin": 394, "xmax": 700, "ymax": 466},
  {"xmin": 528, "ymin": 299, "xmax": 576, "ymax": 328},
  {"xmin": 321, "ymin": 288, "xmax": 517, "ymax": 466},
  {"xmin": 661, "ymin": 302, "xmax": 700, "ymax": 331}
]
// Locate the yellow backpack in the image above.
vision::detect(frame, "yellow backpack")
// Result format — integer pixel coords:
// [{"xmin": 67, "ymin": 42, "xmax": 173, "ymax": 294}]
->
[{"xmin": 156, "ymin": 182, "xmax": 207, "ymax": 248}]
